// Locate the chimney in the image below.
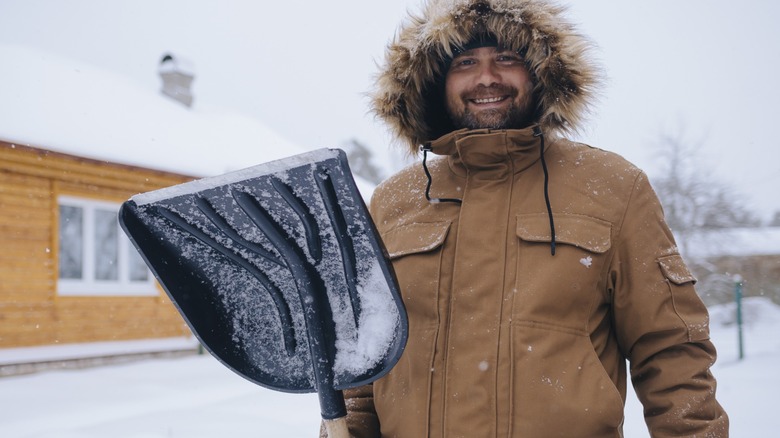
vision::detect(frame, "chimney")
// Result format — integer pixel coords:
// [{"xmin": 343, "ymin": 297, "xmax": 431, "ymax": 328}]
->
[{"xmin": 159, "ymin": 53, "xmax": 195, "ymax": 107}]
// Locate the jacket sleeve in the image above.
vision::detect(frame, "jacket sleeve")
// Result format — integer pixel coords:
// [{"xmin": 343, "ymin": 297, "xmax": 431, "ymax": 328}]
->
[
  {"xmin": 610, "ymin": 172, "xmax": 729, "ymax": 437},
  {"xmin": 319, "ymin": 384, "xmax": 380, "ymax": 438}
]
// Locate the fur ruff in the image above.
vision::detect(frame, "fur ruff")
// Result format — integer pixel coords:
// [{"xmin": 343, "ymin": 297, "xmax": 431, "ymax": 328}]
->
[{"xmin": 370, "ymin": 0, "xmax": 602, "ymax": 153}]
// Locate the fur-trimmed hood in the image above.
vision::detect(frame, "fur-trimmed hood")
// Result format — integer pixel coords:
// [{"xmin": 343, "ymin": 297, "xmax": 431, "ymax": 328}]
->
[{"xmin": 371, "ymin": 0, "xmax": 601, "ymax": 153}]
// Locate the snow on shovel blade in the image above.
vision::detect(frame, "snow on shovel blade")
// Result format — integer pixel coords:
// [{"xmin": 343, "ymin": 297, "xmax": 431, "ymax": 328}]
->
[{"xmin": 118, "ymin": 148, "xmax": 407, "ymax": 426}]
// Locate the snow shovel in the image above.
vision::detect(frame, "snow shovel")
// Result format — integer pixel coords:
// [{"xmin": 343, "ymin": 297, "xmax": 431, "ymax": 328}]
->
[{"xmin": 118, "ymin": 148, "xmax": 407, "ymax": 437}]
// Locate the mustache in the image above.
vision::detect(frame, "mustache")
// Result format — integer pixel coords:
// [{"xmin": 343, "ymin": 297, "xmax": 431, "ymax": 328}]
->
[{"xmin": 464, "ymin": 84, "xmax": 518, "ymax": 99}]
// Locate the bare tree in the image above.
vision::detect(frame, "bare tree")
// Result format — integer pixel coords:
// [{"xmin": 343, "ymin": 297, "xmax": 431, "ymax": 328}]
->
[
  {"xmin": 770, "ymin": 211, "xmax": 780, "ymax": 227},
  {"xmin": 650, "ymin": 127, "xmax": 760, "ymax": 255},
  {"xmin": 342, "ymin": 139, "xmax": 385, "ymax": 185},
  {"xmin": 649, "ymin": 127, "xmax": 761, "ymax": 305}
]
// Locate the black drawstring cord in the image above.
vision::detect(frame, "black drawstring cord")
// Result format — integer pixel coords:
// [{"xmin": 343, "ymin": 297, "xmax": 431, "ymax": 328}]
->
[
  {"xmin": 534, "ymin": 126, "xmax": 556, "ymax": 256},
  {"xmin": 421, "ymin": 144, "xmax": 463, "ymax": 204},
  {"xmin": 421, "ymin": 132, "xmax": 554, "ymax": 255}
]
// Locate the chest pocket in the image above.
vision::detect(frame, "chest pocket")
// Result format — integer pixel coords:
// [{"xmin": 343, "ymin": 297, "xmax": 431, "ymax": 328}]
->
[
  {"xmin": 513, "ymin": 213, "xmax": 612, "ymax": 327},
  {"xmin": 384, "ymin": 222, "xmax": 450, "ymax": 259},
  {"xmin": 516, "ymin": 213, "xmax": 611, "ymax": 253},
  {"xmin": 382, "ymin": 221, "xmax": 450, "ymax": 326}
]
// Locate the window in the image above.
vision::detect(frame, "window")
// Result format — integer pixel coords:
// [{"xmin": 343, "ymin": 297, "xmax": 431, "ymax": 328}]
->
[{"xmin": 57, "ymin": 196, "xmax": 157, "ymax": 296}]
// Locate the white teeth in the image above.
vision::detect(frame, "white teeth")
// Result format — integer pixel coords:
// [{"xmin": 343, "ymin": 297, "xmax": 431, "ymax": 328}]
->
[{"xmin": 473, "ymin": 96, "xmax": 504, "ymax": 104}]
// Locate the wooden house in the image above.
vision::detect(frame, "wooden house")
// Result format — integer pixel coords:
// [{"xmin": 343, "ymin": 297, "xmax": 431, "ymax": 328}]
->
[
  {"xmin": 0, "ymin": 44, "xmax": 323, "ymax": 352},
  {"xmin": 685, "ymin": 228, "xmax": 780, "ymax": 307},
  {"xmin": 0, "ymin": 141, "xmax": 194, "ymax": 347}
]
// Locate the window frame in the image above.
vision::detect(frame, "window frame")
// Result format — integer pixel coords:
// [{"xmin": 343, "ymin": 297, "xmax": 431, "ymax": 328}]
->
[{"xmin": 57, "ymin": 195, "xmax": 158, "ymax": 297}]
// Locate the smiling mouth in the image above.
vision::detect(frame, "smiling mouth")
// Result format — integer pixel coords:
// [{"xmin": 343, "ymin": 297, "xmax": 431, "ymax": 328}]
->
[{"xmin": 471, "ymin": 96, "xmax": 508, "ymax": 104}]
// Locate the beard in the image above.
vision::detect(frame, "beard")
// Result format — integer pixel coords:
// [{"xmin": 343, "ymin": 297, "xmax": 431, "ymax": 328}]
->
[{"xmin": 446, "ymin": 84, "xmax": 535, "ymax": 130}]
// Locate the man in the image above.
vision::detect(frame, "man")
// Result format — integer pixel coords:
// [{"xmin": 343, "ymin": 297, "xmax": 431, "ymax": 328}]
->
[{"xmin": 334, "ymin": 0, "xmax": 729, "ymax": 436}]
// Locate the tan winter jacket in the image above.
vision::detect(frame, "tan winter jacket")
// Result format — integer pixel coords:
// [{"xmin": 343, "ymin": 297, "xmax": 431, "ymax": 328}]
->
[
  {"xmin": 357, "ymin": 128, "xmax": 728, "ymax": 437},
  {"xmin": 332, "ymin": 0, "xmax": 728, "ymax": 436}
]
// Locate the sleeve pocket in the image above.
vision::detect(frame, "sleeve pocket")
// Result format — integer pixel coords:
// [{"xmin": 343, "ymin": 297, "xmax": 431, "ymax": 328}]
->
[
  {"xmin": 382, "ymin": 221, "xmax": 451, "ymax": 260},
  {"xmin": 658, "ymin": 255, "xmax": 697, "ymax": 285},
  {"xmin": 658, "ymin": 254, "xmax": 708, "ymax": 341}
]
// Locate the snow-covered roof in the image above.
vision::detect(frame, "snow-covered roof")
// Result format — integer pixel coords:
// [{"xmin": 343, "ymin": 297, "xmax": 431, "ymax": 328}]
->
[
  {"xmin": 686, "ymin": 227, "xmax": 780, "ymax": 259},
  {"xmin": 0, "ymin": 43, "xmax": 375, "ymax": 196}
]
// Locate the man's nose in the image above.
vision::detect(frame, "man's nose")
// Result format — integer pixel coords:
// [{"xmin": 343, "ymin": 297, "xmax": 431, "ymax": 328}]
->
[{"xmin": 475, "ymin": 61, "xmax": 501, "ymax": 86}]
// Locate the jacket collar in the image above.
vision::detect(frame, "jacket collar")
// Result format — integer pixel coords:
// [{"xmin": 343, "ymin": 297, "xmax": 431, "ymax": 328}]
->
[{"xmin": 426, "ymin": 126, "xmax": 548, "ymax": 178}]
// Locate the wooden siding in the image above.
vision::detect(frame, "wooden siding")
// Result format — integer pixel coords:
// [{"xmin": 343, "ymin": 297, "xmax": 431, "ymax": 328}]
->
[
  {"xmin": 1, "ymin": 141, "xmax": 195, "ymax": 348},
  {"xmin": 706, "ymin": 255, "xmax": 780, "ymax": 305}
]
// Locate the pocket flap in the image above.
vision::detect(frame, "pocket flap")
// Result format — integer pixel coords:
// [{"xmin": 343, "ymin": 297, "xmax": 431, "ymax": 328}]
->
[
  {"xmin": 383, "ymin": 221, "xmax": 451, "ymax": 259},
  {"xmin": 516, "ymin": 213, "xmax": 612, "ymax": 253},
  {"xmin": 658, "ymin": 254, "xmax": 697, "ymax": 285}
]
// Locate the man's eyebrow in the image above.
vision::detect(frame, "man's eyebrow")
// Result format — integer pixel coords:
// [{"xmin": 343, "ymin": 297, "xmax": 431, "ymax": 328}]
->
[
  {"xmin": 452, "ymin": 47, "xmax": 516, "ymax": 58},
  {"xmin": 496, "ymin": 48, "xmax": 519, "ymax": 55},
  {"xmin": 451, "ymin": 50, "xmax": 476, "ymax": 59}
]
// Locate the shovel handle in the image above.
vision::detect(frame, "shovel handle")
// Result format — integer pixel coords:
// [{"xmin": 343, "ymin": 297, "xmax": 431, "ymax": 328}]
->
[{"xmin": 323, "ymin": 416, "xmax": 349, "ymax": 438}]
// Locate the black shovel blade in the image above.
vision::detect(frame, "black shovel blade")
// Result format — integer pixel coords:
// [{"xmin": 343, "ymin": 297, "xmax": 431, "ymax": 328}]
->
[{"xmin": 118, "ymin": 149, "xmax": 407, "ymax": 399}]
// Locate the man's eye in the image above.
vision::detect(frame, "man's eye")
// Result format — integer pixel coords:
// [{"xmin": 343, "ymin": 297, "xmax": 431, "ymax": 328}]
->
[
  {"xmin": 497, "ymin": 55, "xmax": 521, "ymax": 63},
  {"xmin": 455, "ymin": 58, "xmax": 475, "ymax": 66}
]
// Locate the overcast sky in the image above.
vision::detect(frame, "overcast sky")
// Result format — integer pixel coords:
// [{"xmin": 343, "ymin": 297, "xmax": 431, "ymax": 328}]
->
[{"xmin": 1, "ymin": 0, "xmax": 778, "ymax": 221}]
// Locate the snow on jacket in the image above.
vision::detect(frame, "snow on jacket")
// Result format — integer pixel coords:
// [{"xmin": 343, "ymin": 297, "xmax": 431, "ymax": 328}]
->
[
  {"xmin": 335, "ymin": 0, "xmax": 728, "ymax": 437},
  {"xmin": 362, "ymin": 128, "xmax": 728, "ymax": 437}
]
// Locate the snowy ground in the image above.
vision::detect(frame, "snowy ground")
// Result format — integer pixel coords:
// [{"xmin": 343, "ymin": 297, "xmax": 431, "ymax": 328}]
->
[{"xmin": 0, "ymin": 298, "xmax": 777, "ymax": 437}]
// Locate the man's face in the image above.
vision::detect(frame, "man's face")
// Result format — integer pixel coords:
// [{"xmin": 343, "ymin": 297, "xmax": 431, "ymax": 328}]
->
[{"xmin": 444, "ymin": 46, "xmax": 535, "ymax": 130}]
